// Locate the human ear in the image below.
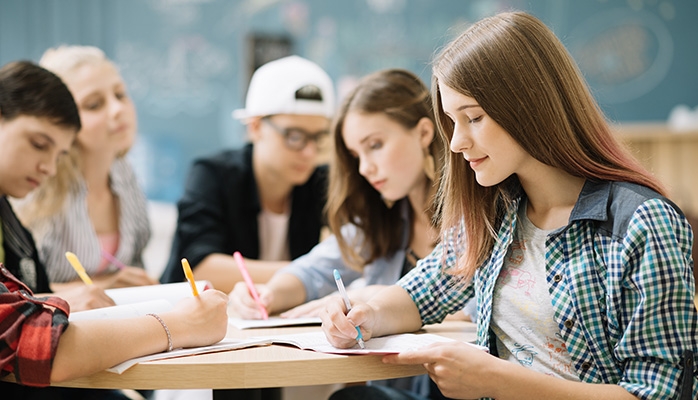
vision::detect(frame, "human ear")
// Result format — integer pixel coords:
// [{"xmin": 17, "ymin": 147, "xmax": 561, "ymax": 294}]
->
[
  {"xmin": 246, "ymin": 117, "xmax": 263, "ymax": 142},
  {"xmin": 416, "ymin": 117, "xmax": 435, "ymax": 148}
]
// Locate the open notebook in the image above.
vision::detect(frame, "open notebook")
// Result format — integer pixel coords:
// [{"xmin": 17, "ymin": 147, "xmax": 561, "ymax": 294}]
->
[
  {"xmin": 108, "ymin": 331, "xmax": 486, "ymax": 373},
  {"xmin": 248, "ymin": 331, "xmax": 488, "ymax": 355},
  {"xmin": 69, "ymin": 281, "xmax": 211, "ymax": 321},
  {"xmin": 107, "ymin": 338, "xmax": 271, "ymax": 374},
  {"xmin": 67, "ymin": 280, "xmax": 273, "ymax": 373},
  {"xmin": 228, "ymin": 316, "xmax": 322, "ymax": 330},
  {"xmin": 104, "ymin": 280, "xmax": 212, "ymax": 305}
]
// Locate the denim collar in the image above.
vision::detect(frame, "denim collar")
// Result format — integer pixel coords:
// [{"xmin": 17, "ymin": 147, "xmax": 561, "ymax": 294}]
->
[{"xmin": 569, "ymin": 180, "xmax": 611, "ymax": 223}]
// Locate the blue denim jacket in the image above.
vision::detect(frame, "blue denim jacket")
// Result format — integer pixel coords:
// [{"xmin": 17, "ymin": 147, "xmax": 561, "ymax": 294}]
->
[{"xmin": 280, "ymin": 199, "xmax": 411, "ymax": 301}]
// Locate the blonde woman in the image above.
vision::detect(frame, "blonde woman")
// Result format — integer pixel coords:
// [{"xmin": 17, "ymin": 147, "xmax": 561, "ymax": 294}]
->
[{"xmin": 16, "ymin": 46, "xmax": 156, "ymax": 295}]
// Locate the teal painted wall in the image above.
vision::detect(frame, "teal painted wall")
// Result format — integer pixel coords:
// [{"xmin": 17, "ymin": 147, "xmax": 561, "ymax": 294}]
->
[{"xmin": 1, "ymin": 0, "xmax": 695, "ymax": 201}]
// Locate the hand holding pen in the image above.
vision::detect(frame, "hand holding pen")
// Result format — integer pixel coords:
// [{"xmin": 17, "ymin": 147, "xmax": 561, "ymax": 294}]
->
[
  {"xmin": 62, "ymin": 252, "xmax": 116, "ymax": 310},
  {"xmin": 319, "ymin": 285, "xmax": 376, "ymax": 349},
  {"xmin": 233, "ymin": 251, "xmax": 269, "ymax": 319},
  {"xmin": 101, "ymin": 249, "xmax": 127, "ymax": 271},
  {"xmin": 98, "ymin": 250, "xmax": 158, "ymax": 287},
  {"xmin": 332, "ymin": 269, "xmax": 365, "ymax": 349}
]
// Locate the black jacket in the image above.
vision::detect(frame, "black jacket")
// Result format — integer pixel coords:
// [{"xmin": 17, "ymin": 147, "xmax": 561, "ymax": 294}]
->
[
  {"xmin": 0, "ymin": 196, "xmax": 50, "ymax": 293},
  {"xmin": 160, "ymin": 144, "xmax": 328, "ymax": 283}
]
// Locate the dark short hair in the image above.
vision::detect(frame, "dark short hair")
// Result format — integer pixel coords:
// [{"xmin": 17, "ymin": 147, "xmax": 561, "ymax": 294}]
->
[{"xmin": 0, "ymin": 60, "xmax": 81, "ymax": 132}]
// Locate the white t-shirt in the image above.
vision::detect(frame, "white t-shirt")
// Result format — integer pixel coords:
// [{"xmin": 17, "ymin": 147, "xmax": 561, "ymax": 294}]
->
[
  {"xmin": 257, "ymin": 207, "xmax": 291, "ymax": 261},
  {"xmin": 490, "ymin": 200, "xmax": 580, "ymax": 381}
]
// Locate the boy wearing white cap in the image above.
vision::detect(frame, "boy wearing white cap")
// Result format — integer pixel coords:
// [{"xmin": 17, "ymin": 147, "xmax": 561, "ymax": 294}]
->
[{"xmin": 161, "ymin": 55, "xmax": 335, "ymax": 294}]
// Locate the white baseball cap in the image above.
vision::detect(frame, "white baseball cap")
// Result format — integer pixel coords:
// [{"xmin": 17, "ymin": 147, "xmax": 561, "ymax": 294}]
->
[{"xmin": 232, "ymin": 55, "xmax": 335, "ymax": 120}]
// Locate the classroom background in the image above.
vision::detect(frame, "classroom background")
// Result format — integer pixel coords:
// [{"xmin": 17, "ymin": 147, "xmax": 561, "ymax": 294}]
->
[
  {"xmin": 1, "ymin": 0, "xmax": 697, "ymax": 202},
  {"xmin": 1, "ymin": 0, "xmax": 697, "ymax": 274}
]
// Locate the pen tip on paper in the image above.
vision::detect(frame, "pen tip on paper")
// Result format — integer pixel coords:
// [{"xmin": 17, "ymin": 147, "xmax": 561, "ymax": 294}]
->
[{"xmin": 355, "ymin": 326, "xmax": 365, "ymax": 349}]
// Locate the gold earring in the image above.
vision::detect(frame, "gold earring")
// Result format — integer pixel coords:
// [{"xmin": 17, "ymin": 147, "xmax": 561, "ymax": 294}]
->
[{"xmin": 423, "ymin": 153, "xmax": 435, "ymax": 181}]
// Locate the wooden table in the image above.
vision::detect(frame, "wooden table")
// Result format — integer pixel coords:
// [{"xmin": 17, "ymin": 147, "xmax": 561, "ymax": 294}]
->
[{"xmin": 8, "ymin": 320, "xmax": 476, "ymax": 390}]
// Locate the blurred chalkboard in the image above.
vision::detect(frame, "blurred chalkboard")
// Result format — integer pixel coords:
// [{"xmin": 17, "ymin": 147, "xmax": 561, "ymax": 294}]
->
[
  {"xmin": 1, "ymin": 0, "xmax": 696, "ymax": 202},
  {"xmin": 247, "ymin": 33, "xmax": 293, "ymax": 79}
]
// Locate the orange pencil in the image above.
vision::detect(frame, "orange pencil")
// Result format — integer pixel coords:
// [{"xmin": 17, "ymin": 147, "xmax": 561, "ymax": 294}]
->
[
  {"xmin": 65, "ymin": 251, "xmax": 93, "ymax": 285},
  {"xmin": 180, "ymin": 258, "xmax": 199, "ymax": 297}
]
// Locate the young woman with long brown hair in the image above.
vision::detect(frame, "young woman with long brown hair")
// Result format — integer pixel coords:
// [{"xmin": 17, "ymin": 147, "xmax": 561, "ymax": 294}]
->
[{"xmin": 323, "ymin": 11, "xmax": 697, "ymax": 400}]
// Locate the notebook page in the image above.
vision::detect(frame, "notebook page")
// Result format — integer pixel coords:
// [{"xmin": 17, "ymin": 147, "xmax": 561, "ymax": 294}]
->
[
  {"xmin": 106, "ymin": 337, "xmax": 272, "ymax": 374},
  {"xmin": 104, "ymin": 281, "xmax": 211, "ymax": 305},
  {"xmin": 68, "ymin": 299, "xmax": 174, "ymax": 321},
  {"xmin": 251, "ymin": 331, "xmax": 486, "ymax": 355},
  {"xmin": 228, "ymin": 316, "xmax": 321, "ymax": 329}
]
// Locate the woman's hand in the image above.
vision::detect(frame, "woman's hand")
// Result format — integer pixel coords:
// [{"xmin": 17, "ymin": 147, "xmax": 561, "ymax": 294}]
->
[
  {"xmin": 227, "ymin": 281, "xmax": 271, "ymax": 319},
  {"xmin": 282, "ymin": 286, "xmax": 392, "ymax": 318},
  {"xmin": 164, "ymin": 289, "xmax": 229, "ymax": 349},
  {"xmin": 54, "ymin": 284, "xmax": 116, "ymax": 311},
  {"xmin": 382, "ymin": 341, "xmax": 497, "ymax": 399},
  {"xmin": 280, "ymin": 295, "xmax": 339, "ymax": 318},
  {"xmin": 319, "ymin": 296, "xmax": 376, "ymax": 348},
  {"xmin": 93, "ymin": 266, "xmax": 158, "ymax": 288}
]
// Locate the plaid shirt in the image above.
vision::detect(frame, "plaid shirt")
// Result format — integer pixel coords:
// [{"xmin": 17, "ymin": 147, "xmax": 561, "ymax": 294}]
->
[
  {"xmin": 0, "ymin": 263, "xmax": 69, "ymax": 387},
  {"xmin": 399, "ymin": 180, "xmax": 697, "ymax": 400}
]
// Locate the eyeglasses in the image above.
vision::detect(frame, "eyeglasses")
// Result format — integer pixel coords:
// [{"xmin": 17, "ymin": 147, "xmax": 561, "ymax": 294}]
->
[{"xmin": 261, "ymin": 117, "xmax": 330, "ymax": 151}]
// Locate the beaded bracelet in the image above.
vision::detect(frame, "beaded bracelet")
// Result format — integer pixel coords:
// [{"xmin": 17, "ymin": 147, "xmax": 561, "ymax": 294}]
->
[{"xmin": 147, "ymin": 313, "xmax": 173, "ymax": 352}]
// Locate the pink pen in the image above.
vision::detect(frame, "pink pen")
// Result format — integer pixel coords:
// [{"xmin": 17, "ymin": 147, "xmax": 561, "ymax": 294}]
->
[
  {"xmin": 101, "ymin": 249, "xmax": 126, "ymax": 270},
  {"xmin": 233, "ymin": 251, "xmax": 268, "ymax": 319}
]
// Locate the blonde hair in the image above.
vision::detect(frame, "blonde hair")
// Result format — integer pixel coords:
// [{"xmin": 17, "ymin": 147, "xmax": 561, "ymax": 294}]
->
[
  {"xmin": 432, "ymin": 12, "xmax": 664, "ymax": 279},
  {"xmin": 18, "ymin": 45, "xmax": 118, "ymax": 227},
  {"xmin": 39, "ymin": 45, "xmax": 107, "ymax": 77}
]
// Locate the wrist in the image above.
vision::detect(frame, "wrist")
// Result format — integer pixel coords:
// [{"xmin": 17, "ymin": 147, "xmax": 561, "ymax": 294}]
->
[
  {"xmin": 147, "ymin": 313, "xmax": 174, "ymax": 352},
  {"xmin": 487, "ymin": 356, "xmax": 513, "ymax": 399}
]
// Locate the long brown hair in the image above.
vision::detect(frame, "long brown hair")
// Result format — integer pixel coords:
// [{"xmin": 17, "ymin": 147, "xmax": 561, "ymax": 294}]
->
[
  {"xmin": 432, "ymin": 12, "xmax": 664, "ymax": 279},
  {"xmin": 328, "ymin": 69, "xmax": 444, "ymax": 270}
]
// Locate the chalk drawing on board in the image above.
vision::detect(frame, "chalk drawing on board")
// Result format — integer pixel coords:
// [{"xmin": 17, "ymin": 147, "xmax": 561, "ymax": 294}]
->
[
  {"xmin": 568, "ymin": 8, "xmax": 673, "ymax": 104},
  {"xmin": 116, "ymin": 36, "xmax": 233, "ymax": 118}
]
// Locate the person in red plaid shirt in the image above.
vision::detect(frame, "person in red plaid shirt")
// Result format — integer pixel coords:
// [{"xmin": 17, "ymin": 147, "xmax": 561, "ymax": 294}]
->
[{"xmin": 0, "ymin": 61, "xmax": 229, "ymax": 399}]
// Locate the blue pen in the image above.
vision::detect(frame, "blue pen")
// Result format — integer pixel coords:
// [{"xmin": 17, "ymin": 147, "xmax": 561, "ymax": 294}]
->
[{"xmin": 333, "ymin": 269, "xmax": 365, "ymax": 349}]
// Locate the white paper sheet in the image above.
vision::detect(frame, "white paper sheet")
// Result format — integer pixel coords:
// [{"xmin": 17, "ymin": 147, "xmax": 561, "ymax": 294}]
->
[
  {"xmin": 250, "ymin": 331, "xmax": 488, "ymax": 355},
  {"xmin": 228, "ymin": 316, "xmax": 322, "ymax": 330}
]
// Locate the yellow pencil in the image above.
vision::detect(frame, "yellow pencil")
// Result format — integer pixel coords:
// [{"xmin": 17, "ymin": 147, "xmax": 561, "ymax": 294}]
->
[
  {"xmin": 65, "ymin": 251, "xmax": 93, "ymax": 285},
  {"xmin": 181, "ymin": 258, "xmax": 199, "ymax": 297}
]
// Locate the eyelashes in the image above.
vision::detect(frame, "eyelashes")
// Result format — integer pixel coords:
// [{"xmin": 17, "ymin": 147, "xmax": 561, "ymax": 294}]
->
[
  {"xmin": 30, "ymin": 140, "xmax": 49, "ymax": 151},
  {"xmin": 81, "ymin": 89, "xmax": 129, "ymax": 111}
]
